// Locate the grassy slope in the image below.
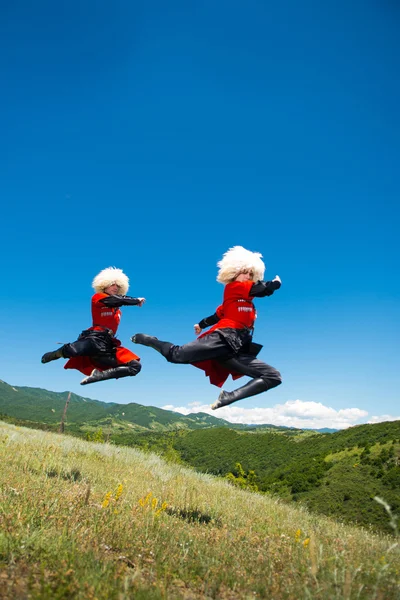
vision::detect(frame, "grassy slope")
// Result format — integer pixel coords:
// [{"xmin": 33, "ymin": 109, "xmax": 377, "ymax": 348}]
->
[
  {"xmin": 2, "ymin": 380, "xmax": 399, "ymax": 536},
  {"xmin": 0, "ymin": 421, "xmax": 399, "ymax": 599}
]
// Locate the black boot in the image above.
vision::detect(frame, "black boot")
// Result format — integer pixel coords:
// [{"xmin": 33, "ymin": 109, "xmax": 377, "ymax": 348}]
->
[
  {"xmin": 41, "ymin": 348, "xmax": 64, "ymax": 364},
  {"xmin": 80, "ymin": 366, "xmax": 136, "ymax": 385},
  {"xmin": 211, "ymin": 378, "xmax": 269, "ymax": 410},
  {"xmin": 131, "ymin": 333, "xmax": 173, "ymax": 358}
]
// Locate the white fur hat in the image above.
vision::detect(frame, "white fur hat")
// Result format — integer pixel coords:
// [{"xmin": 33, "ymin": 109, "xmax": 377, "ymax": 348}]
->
[
  {"xmin": 92, "ymin": 267, "xmax": 129, "ymax": 295},
  {"xmin": 217, "ymin": 246, "xmax": 265, "ymax": 284}
]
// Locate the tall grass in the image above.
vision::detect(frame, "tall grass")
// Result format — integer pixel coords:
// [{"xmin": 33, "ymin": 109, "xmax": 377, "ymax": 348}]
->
[{"xmin": 0, "ymin": 421, "xmax": 399, "ymax": 599}]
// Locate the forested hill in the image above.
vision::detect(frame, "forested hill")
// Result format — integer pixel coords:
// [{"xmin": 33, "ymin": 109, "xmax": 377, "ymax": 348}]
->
[
  {"xmin": 173, "ymin": 420, "xmax": 400, "ymax": 475},
  {"xmin": 0, "ymin": 379, "xmax": 229, "ymax": 432},
  {"xmin": 0, "ymin": 379, "xmax": 294, "ymax": 434},
  {"xmin": 170, "ymin": 422, "xmax": 400, "ymax": 533}
]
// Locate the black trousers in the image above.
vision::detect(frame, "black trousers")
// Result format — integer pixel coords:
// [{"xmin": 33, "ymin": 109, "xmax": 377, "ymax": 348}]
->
[
  {"xmin": 167, "ymin": 331, "xmax": 282, "ymax": 387},
  {"xmin": 62, "ymin": 330, "xmax": 115, "ymax": 358},
  {"xmin": 219, "ymin": 355, "xmax": 282, "ymax": 388},
  {"xmin": 63, "ymin": 330, "xmax": 141, "ymax": 375}
]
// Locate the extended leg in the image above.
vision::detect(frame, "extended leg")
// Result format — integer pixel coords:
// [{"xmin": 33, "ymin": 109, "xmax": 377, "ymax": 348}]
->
[
  {"xmin": 211, "ymin": 354, "xmax": 282, "ymax": 409},
  {"xmin": 80, "ymin": 360, "xmax": 142, "ymax": 385},
  {"xmin": 42, "ymin": 336, "xmax": 98, "ymax": 364},
  {"xmin": 132, "ymin": 332, "xmax": 232, "ymax": 364},
  {"xmin": 131, "ymin": 334, "xmax": 174, "ymax": 359},
  {"xmin": 41, "ymin": 347, "xmax": 65, "ymax": 363}
]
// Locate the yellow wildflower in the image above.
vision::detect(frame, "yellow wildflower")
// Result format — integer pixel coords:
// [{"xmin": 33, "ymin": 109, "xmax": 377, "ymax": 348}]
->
[
  {"xmin": 155, "ymin": 501, "xmax": 168, "ymax": 517},
  {"xmin": 115, "ymin": 484, "xmax": 123, "ymax": 501},
  {"xmin": 102, "ymin": 491, "xmax": 112, "ymax": 509},
  {"xmin": 139, "ymin": 492, "xmax": 152, "ymax": 507}
]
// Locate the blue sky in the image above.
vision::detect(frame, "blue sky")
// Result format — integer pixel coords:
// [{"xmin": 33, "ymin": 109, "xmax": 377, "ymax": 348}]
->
[{"xmin": 1, "ymin": 0, "xmax": 399, "ymax": 429}]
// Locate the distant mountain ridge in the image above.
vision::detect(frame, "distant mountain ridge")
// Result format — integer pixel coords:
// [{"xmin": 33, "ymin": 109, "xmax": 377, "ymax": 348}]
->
[
  {"xmin": 0, "ymin": 379, "xmax": 304, "ymax": 434},
  {"xmin": 0, "ymin": 379, "xmax": 231, "ymax": 433}
]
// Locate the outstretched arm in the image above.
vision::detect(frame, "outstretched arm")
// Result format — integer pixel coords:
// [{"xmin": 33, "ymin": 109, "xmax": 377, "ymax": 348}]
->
[
  {"xmin": 250, "ymin": 276, "xmax": 281, "ymax": 298},
  {"xmin": 194, "ymin": 309, "xmax": 222, "ymax": 334},
  {"xmin": 100, "ymin": 295, "xmax": 146, "ymax": 307}
]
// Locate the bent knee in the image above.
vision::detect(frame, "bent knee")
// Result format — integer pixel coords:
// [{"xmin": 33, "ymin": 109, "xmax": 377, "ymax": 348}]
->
[
  {"xmin": 261, "ymin": 369, "xmax": 282, "ymax": 388},
  {"xmin": 271, "ymin": 370, "xmax": 282, "ymax": 387},
  {"xmin": 127, "ymin": 360, "xmax": 142, "ymax": 376}
]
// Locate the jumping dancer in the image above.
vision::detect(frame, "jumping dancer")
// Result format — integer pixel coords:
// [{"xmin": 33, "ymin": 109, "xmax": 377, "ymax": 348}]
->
[
  {"xmin": 131, "ymin": 246, "xmax": 281, "ymax": 409},
  {"xmin": 41, "ymin": 267, "xmax": 145, "ymax": 385}
]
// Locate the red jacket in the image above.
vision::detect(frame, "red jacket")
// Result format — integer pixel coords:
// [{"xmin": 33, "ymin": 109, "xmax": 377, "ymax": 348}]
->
[
  {"xmin": 195, "ymin": 280, "xmax": 257, "ymax": 387},
  {"xmin": 203, "ymin": 280, "xmax": 256, "ymax": 334},
  {"xmin": 90, "ymin": 292, "xmax": 122, "ymax": 334}
]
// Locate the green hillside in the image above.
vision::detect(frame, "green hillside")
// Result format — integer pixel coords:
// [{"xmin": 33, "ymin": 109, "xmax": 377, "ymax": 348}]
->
[
  {"xmin": 0, "ymin": 379, "xmax": 232, "ymax": 434},
  {"xmin": 0, "ymin": 379, "xmax": 295, "ymax": 437},
  {"xmin": 2, "ymin": 379, "xmax": 399, "ymax": 534},
  {"xmin": 1, "ymin": 421, "xmax": 399, "ymax": 599},
  {"xmin": 171, "ymin": 422, "xmax": 400, "ymax": 533}
]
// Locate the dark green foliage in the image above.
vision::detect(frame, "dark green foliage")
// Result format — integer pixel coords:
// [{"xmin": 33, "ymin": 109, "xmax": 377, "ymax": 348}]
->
[
  {"xmin": 382, "ymin": 467, "xmax": 400, "ymax": 489},
  {"xmin": 300, "ymin": 457, "xmax": 400, "ymax": 534}
]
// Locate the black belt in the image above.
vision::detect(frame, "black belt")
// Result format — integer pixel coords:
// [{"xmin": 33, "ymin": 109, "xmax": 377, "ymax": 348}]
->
[{"xmin": 92, "ymin": 325, "xmax": 115, "ymax": 336}]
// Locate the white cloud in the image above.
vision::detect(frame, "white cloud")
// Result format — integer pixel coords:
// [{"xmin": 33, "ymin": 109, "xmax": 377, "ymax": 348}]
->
[
  {"xmin": 160, "ymin": 399, "xmax": 390, "ymax": 430},
  {"xmin": 368, "ymin": 414, "xmax": 400, "ymax": 424}
]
